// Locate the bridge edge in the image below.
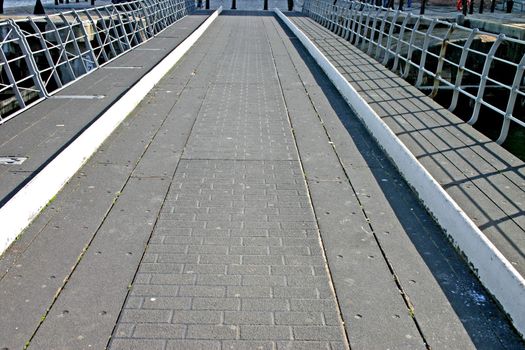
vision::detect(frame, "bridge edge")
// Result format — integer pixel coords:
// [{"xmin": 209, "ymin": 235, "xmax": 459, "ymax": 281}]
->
[
  {"xmin": 273, "ymin": 8, "xmax": 525, "ymax": 338},
  {"xmin": 0, "ymin": 8, "xmax": 223, "ymax": 256}
]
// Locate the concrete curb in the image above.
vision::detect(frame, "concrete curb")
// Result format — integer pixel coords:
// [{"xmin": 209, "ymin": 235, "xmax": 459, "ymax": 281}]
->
[
  {"xmin": 0, "ymin": 7, "xmax": 223, "ymax": 255},
  {"xmin": 274, "ymin": 8, "xmax": 525, "ymax": 337}
]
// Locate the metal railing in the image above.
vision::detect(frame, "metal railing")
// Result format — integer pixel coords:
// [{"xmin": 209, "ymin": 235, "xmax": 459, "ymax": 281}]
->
[
  {"xmin": 303, "ymin": 0, "xmax": 525, "ymax": 144},
  {"xmin": 0, "ymin": 0, "xmax": 194, "ymax": 123}
]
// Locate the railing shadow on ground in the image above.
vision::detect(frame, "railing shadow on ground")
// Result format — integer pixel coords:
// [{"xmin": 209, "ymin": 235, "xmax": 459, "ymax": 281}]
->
[
  {"xmin": 287, "ymin": 11, "xmax": 525, "ymax": 277},
  {"xmin": 277, "ymin": 13, "xmax": 525, "ymax": 346},
  {"xmin": 322, "ymin": 37, "xmax": 525, "ymax": 271}
]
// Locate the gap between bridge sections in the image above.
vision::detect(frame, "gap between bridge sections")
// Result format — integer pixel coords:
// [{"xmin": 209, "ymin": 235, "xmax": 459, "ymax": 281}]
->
[
  {"xmin": 0, "ymin": 7, "xmax": 223, "ymax": 256},
  {"xmin": 273, "ymin": 8, "xmax": 525, "ymax": 337}
]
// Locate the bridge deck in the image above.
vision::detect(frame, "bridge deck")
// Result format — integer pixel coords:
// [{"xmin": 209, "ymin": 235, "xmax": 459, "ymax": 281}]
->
[{"xmin": 0, "ymin": 10, "xmax": 523, "ymax": 349}]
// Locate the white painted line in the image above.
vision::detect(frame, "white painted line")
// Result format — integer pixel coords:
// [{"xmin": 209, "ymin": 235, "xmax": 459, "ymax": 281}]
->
[
  {"xmin": 0, "ymin": 7, "xmax": 223, "ymax": 255},
  {"xmin": 274, "ymin": 8, "xmax": 525, "ymax": 337}
]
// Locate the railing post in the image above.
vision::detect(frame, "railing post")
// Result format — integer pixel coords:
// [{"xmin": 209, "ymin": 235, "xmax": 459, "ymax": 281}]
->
[
  {"xmin": 232, "ymin": 0, "xmax": 236, "ymax": 9},
  {"xmin": 137, "ymin": 0, "xmax": 155, "ymax": 38},
  {"xmin": 430, "ymin": 23, "xmax": 454, "ymax": 98},
  {"xmin": 374, "ymin": 7, "xmax": 390, "ymax": 59},
  {"xmin": 264, "ymin": 0, "xmax": 268, "ymax": 10},
  {"xmin": 391, "ymin": 12, "xmax": 411, "ymax": 72},
  {"xmin": 9, "ymin": 20, "xmax": 49, "ymax": 98},
  {"xmin": 497, "ymin": 55, "xmax": 525, "ymax": 144},
  {"xmin": 382, "ymin": 9, "xmax": 399, "ymax": 64},
  {"xmin": 59, "ymin": 12, "xmax": 90, "ymax": 74},
  {"xmin": 468, "ymin": 34, "xmax": 504, "ymax": 125},
  {"xmin": 402, "ymin": 16, "xmax": 422, "ymax": 79},
  {"xmin": 448, "ymin": 29, "xmax": 477, "ymax": 111}
]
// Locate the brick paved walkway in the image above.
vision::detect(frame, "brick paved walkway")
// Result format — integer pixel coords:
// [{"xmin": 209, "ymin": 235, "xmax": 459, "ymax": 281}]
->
[{"xmin": 109, "ymin": 12, "xmax": 349, "ymax": 350}]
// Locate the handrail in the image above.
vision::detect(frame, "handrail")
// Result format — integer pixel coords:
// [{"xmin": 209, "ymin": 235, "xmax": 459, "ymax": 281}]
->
[
  {"xmin": 303, "ymin": 0, "xmax": 525, "ymax": 144},
  {"xmin": 0, "ymin": 0, "xmax": 195, "ymax": 124}
]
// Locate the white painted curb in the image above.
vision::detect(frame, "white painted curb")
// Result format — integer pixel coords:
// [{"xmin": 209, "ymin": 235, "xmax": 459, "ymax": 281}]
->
[
  {"xmin": 0, "ymin": 7, "xmax": 223, "ymax": 255},
  {"xmin": 274, "ymin": 8, "xmax": 525, "ymax": 336}
]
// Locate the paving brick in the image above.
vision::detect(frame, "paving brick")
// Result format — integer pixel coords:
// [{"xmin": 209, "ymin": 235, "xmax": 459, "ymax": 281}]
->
[
  {"xmin": 164, "ymin": 236, "xmax": 204, "ymax": 245},
  {"xmin": 131, "ymin": 285, "xmax": 180, "ymax": 297},
  {"xmin": 272, "ymin": 287, "xmax": 319, "ymax": 299},
  {"xmin": 166, "ymin": 340, "xmax": 220, "ymax": 350},
  {"xmin": 228, "ymin": 265, "xmax": 270, "ymax": 275},
  {"xmin": 290, "ymin": 299, "xmax": 337, "ymax": 312},
  {"xmin": 282, "ymin": 238, "xmax": 320, "ymax": 247},
  {"xmin": 125, "ymin": 297, "xmax": 143, "ymax": 309},
  {"xmin": 192, "ymin": 297, "xmax": 240, "ymax": 311},
  {"xmin": 111, "ymin": 339, "xmax": 166, "ymax": 350},
  {"xmin": 270, "ymin": 246, "xmax": 311, "ymax": 256},
  {"xmin": 203, "ymin": 237, "xmax": 242, "ymax": 245},
  {"xmin": 158, "ymin": 254, "xmax": 199, "ymax": 263},
  {"xmin": 287, "ymin": 276, "xmax": 330, "ymax": 287},
  {"xmin": 242, "ymin": 275, "xmax": 286, "ymax": 286},
  {"xmin": 240, "ymin": 325, "xmax": 292, "ymax": 340},
  {"xmin": 199, "ymin": 255, "xmax": 242, "ymax": 265},
  {"xmin": 134, "ymin": 273, "xmax": 152, "ymax": 284},
  {"xmin": 183, "ymin": 264, "xmax": 227, "ymax": 274},
  {"xmin": 284, "ymin": 256, "xmax": 325, "ymax": 266},
  {"xmin": 242, "ymin": 255, "xmax": 284, "ymax": 265},
  {"xmin": 243, "ymin": 222, "xmax": 281, "ymax": 229},
  {"xmin": 229, "ymin": 246, "xmax": 269, "ymax": 255},
  {"xmin": 242, "ymin": 298, "xmax": 290, "ymax": 311},
  {"xmin": 192, "ymin": 229, "xmax": 231, "ymax": 237},
  {"xmin": 230, "ymin": 229, "xmax": 269, "ymax": 237},
  {"xmin": 292, "ymin": 326, "xmax": 343, "ymax": 341},
  {"xmin": 205, "ymin": 221, "xmax": 242, "ymax": 229},
  {"xmin": 155, "ymin": 227, "xmax": 193, "ymax": 236},
  {"xmin": 231, "ymin": 214, "xmax": 268, "ymax": 222},
  {"xmin": 186, "ymin": 325, "xmax": 238, "ymax": 340},
  {"xmin": 329, "ymin": 343, "xmax": 348, "ymax": 350},
  {"xmin": 196, "ymin": 274, "xmax": 242, "ymax": 285},
  {"xmin": 120, "ymin": 309, "xmax": 172, "ymax": 323},
  {"xmin": 114, "ymin": 323, "xmax": 135, "ymax": 338},
  {"xmin": 133, "ymin": 323, "xmax": 186, "ymax": 338},
  {"xmin": 227, "ymin": 286, "xmax": 272, "ymax": 298},
  {"xmin": 242, "ymin": 237, "xmax": 282, "ymax": 246},
  {"xmin": 222, "ymin": 341, "xmax": 276, "ymax": 350},
  {"xmin": 271, "ymin": 266, "xmax": 314, "ymax": 276},
  {"xmin": 322, "ymin": 310, "xmax": 343, "ymax": 326},
  {"xmin": 224, "ymin": 311, "xmax": 274, "ymax": 325},
  {"xmin": 276, "ymin": 341, "xmax": 331, "ymax": 350},
  {"xmin": 143, "ymin": 253, "xmax": 158, "ymax": 263},
  {"xmin": 275, "ymin": 312, "xmax": 324, "ymax": 326},
  {"xmin": 142, "ymin": 297, "xmax": 192, "ymax": 310},
  {"xmin": 140, "ymin": 263, "xmax": 184, "ymax": 274},
  {"xmin": 179, "ymin": 286, "xmax": 226, "ymax": 297},
  {"xmin": 280, "ymin": 222, "xmax": 317, "ymax": 230},
  {"xmin": 171, "ymin": 310, "xmax": 222, "ymax": 324},
  {"xmin": 150, "ymin": 274, "xmax": 197, "ymax": 285}
]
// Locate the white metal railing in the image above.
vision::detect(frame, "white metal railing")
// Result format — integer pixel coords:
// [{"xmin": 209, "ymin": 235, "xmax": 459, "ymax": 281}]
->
[
  {"xmin": 303, "ymin": 0, "xmax": 525, "ymax": 144},
  {"xmin": 0, "ymin": 0, "xmax": 194, "ymax": 123}
]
